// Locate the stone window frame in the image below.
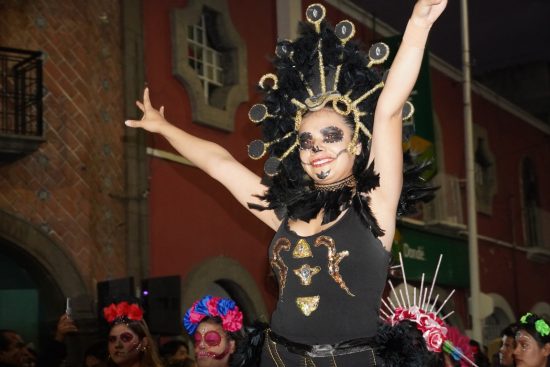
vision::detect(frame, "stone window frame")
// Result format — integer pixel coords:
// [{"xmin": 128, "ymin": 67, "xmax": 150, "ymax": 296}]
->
[
  {"xmin": 473, "ymin": 124, "xmax": 497, "ymax": 215},
  {"xmin": 171, "ymin": 0, "xmax": 248, "ymax": 131}
]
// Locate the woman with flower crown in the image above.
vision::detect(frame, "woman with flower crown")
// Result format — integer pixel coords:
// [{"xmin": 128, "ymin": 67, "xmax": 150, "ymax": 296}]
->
[
  {"xmin": 125, "ymin": 0, "xmax": 446, "ymax": 365},
  {"xmin": 103, "ymin": 302, "xmax": 164, "ymax": 367},
  {"xmin": 513, "ymin": 313, "xmax": 550, "ymax": 367},
  {"xmin": 182, "ymin": 296, "xmax": 247, "ymax": 367}
]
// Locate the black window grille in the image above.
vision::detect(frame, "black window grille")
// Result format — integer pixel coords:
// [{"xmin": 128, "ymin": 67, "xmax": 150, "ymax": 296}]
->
[{"xmin": 0, "ymin": 47, "xmax": 43, "ymax": 137}]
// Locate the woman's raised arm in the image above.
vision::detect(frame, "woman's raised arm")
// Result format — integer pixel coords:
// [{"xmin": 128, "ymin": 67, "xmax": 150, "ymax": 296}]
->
[
  {"xmin": 125, "ymin": 88, "xmax": 281, "ymax": 230},
  {"xmin": 369, "ymin": 0, "xmax": 447, "ymax": 250}
]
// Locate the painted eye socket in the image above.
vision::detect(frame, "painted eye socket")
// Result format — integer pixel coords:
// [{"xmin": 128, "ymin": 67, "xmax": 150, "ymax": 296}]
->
[
  {"xmin": 204, "ymin": 331, "xmax": 222, "ymax": 346},
  {"xmin": 299, "ymin": 132, "xmax": 313, "ymax": 150},
  {"xmin": 323, "ymin": 133, "xmax": 340, "ymax": 143},
  {"xmin": 194, "ymin": 330, "xmax": 222, "ymax": 347},
  {"xmin": 108, "ymin": 332, "xmax": 135, "ymax": 344},
  {"xmin": 321, "ymin": 126, "xmax": 344, "ymax": 143}
]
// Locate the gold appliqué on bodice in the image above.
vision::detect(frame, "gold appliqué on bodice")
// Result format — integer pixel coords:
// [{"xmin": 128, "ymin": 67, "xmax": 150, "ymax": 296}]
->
[
  {"xmin": 292, "ymin": 239, "xmax": 313, "ymax": 258},
  {"xmin": 271, "ymin": 234, "xmax": 354, "ymax": 316},
  {"xmin": 296, "ymin": 296, "xmax": 320, "ymax": 316},
  {"xmin": 293, "ymin": 264, "xmax": 321, "ymax": 285},
  {"xmin": 270, "ymin": 238, "xmax": 291, "ymax": 297},
  {"xmin": 314, "ymin": 235, "xmax": 355, "ymax": 296}
]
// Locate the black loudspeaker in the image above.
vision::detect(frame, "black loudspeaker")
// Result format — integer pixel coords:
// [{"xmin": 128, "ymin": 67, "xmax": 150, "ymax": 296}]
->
[
  {"xmin": 141, "ymin": 275, "xmax": 181, "ymax": 335},
  {"xmin": 96, "ymin": 277, "xmax": 135, "ymax": 326}
]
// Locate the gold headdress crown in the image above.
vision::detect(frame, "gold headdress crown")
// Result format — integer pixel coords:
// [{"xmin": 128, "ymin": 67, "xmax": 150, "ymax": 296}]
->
[{"xmin": 247, "ymin": 3, "xmax": 414, "ymax": 176}]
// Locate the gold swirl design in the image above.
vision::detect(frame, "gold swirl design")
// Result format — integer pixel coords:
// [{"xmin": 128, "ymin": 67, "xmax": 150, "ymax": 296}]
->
[
  {"xmin": 270, "ymin": 238, "xmax": 291, "ymax": 297},
  {"xmin": 314, "ymin": 235, "xmax": 355, "ymax": 296}
]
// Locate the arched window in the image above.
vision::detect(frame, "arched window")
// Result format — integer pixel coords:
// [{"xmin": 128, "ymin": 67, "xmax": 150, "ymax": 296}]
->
[
  {"xmin": 521, "ymin": 157, "xmax": 540, "ymax": 246},
  {"xmin": 172, "ymin": 0, "xmax": 248, "ymax": 131},
  {"xmin": 187, "ymin": 11, "xmax": 224, "ymax": 104},
  {"xmin": 474, "ymin": 125, "xmax": 497, "ymax": 215}
]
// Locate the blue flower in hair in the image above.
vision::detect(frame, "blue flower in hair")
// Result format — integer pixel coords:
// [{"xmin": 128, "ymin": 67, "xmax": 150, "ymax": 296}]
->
[
  {"xmin": 217, "ymin": 298, "xmax": 236, "ymax": 316},
  {"xmin": 182, "ymin": 295, "xmax": 243, "ymax": 335}
]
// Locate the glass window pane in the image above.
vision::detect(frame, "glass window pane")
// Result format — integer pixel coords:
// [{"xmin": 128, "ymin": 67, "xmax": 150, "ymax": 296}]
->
[
  {"xmin": 207, "ymin": 65, "xmax": 213, "ymax": 80},
  {"xmin": 197, "ymin": 29, "xmax": 203, "ymax": 43}
]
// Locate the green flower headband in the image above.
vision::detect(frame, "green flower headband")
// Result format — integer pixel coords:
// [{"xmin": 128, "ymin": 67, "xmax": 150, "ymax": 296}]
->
[{"xmin": 520, "ymin": 312, "xmax": 550, "ymax": 337}]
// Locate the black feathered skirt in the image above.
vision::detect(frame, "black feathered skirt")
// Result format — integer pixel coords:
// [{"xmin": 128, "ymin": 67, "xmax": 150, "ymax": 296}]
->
[{"xmin": 257, "ymin": 321, "xmax": 437, "ymax": 367}]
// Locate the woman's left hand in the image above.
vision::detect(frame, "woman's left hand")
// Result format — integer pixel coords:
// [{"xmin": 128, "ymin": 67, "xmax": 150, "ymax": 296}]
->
[{"xmin": 411, "ymin": 0, "xmax": 447, "ymax": 28}]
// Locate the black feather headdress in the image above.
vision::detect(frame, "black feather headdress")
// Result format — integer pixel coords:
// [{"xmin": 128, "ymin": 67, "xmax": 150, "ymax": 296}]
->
[{"xmin": 247, "ymin": 3, "xmax": 433, "ymax": 232}]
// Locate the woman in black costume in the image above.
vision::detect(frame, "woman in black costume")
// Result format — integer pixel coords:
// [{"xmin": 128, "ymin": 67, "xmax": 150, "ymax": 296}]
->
[{"xmin": 126, "ymin": 0, "xmax": 447, "ymax": 365}]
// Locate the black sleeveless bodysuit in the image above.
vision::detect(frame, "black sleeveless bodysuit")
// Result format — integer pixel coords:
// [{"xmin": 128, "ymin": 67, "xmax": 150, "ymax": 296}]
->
[{"xmin": 268, "ymin": 208, "xmax": 390, "ymax": 345}]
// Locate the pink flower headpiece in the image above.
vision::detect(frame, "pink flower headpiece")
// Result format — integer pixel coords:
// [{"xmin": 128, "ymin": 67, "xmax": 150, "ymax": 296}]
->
[
  {"xmin": 183, "ymin": 296, "xmax": 243, "ymax": 335},
  {"xmin": 388, "ymin": 306, "xmax": 447, "ymax": 352},
  {"xmin": 103, "ymin": 301, "xmax": 144, "ymax": 324},
  {"xmin": 381, "ymin": 253, "xmax": 479, "ymax": 366}
]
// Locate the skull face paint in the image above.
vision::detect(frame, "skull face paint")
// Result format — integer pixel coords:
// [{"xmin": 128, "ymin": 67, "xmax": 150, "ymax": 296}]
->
[
  {"xmin": 316, "ymin": 170, "xmax": 331, "ymax": 179},
  {"xmin": 193, "ymin": 320, "xmax": 235, "ymax": 366},
  {"xmin": 298, "ymin": 126, "xmax": 344, "ymax": 151},
  {"xmin": 298, "ymin": 109, "xmax": 358, "ymax": 184}
]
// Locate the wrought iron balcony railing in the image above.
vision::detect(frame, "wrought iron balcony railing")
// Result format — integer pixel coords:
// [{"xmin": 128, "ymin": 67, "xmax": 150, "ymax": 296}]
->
[{"xmin": 0, "ymin": 46, "xmax": 44, "ymax": 158}]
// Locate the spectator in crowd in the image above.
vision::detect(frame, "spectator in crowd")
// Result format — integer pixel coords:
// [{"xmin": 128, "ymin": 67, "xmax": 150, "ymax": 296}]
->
[
  {"xmin": 159, "ymin": 340, "xmax": 194, "ymax": 367},
  {"xmin": 499, "ymin": 323, "xmax": 518, "ymax": 367},
  {"xmin": 83, "ymin": 340, "xmax": 108, "ymax": 367},
  {"xmin": 41, "ymin": 314, "xmax": 77, "ymax": 367},
  {"xmin": 183, "ymin": 296, "xmax": 245, "ymax": 367},
  {"xmin": 513, "ymin": 313, "xmax": 550, "ymax": 367},
  {"xmin": 0, "ymin": 330, "xmax": 31, "ymax": 367},
  {"xmin": 103, "ymin": 302, "xmax": 163, "ymax": 367},
  {"xmin": 1, "ymin": 313, "xmax": 77, "ymax": 367}
]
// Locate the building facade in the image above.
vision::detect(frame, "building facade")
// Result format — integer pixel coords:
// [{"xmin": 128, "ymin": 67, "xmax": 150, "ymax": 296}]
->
[{"xmin": 1, "ymin": 0, "xmax": 548, "ymax": 357}]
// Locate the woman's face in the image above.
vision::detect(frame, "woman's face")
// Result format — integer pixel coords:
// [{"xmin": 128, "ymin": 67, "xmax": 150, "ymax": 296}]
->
[
  {"xmin": 193, "ymin": 321, "xmax": 234, "ymax": 367},
  {"xmin": 298, "ymin": 108, "xmax": 359, "ymax": 184},
  {"xmin": 513, "ymin": 329, "xmax": 550, "ymax": 367},
  {"xmin": 108, "ymin": 324, "xmax": 143, "ymax": 367},
  {"xmin": 499, "ymin": 335, "xmax": 516, "ymax": 366}
]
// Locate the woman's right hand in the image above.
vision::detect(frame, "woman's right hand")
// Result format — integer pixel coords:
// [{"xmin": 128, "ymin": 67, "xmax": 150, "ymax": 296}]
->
[{"xmin": 125, "ymin": 87, "xmax": 170, "ymax": 133}]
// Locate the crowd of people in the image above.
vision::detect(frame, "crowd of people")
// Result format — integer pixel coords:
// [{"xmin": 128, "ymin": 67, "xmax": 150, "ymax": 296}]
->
[{"xmin": 1, "ymin": 300, "xmax": 549, "ymax": 367}]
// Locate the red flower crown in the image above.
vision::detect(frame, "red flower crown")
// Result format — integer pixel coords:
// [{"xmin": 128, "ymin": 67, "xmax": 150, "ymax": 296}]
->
[{"xmin": 103, "ymin": 301, "xmax": 144, "ymax": 324}]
